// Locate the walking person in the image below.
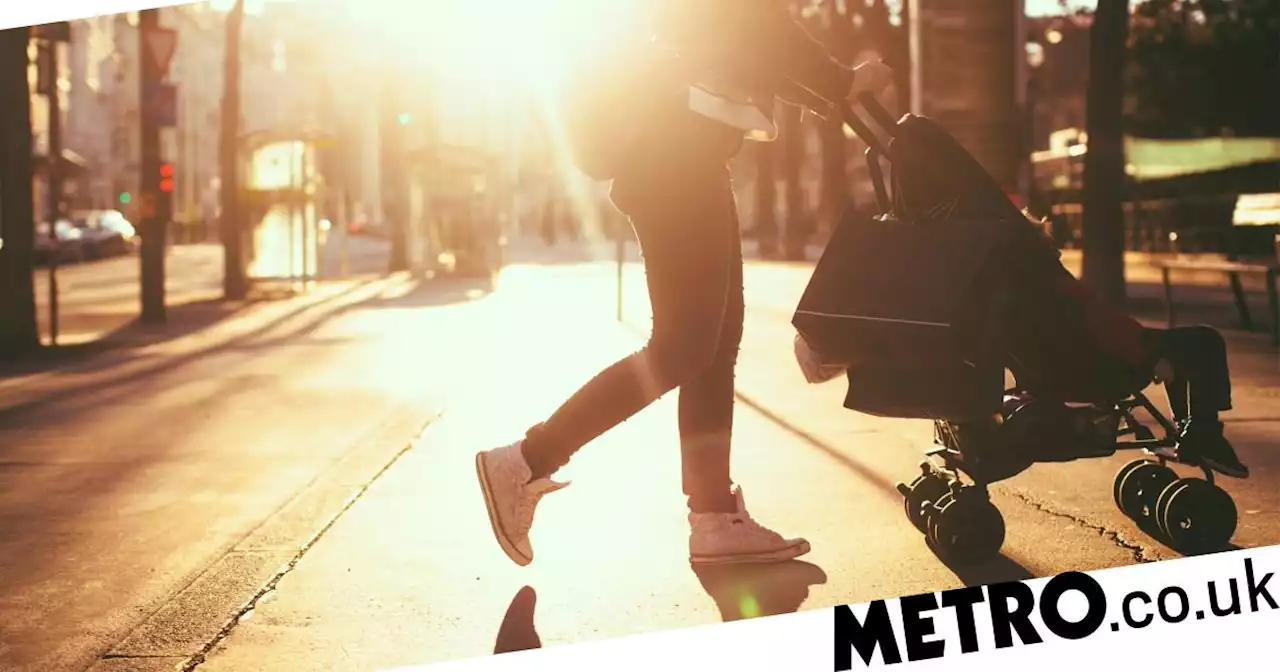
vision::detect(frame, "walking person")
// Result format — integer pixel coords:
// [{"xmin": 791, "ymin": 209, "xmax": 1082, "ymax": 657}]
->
[{"xmin": 476, "ymin": 0, "xmax": 896, "ymax": 567}]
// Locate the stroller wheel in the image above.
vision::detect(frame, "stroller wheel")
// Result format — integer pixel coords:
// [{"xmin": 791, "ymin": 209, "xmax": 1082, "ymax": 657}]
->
[
  {"xmin": 1116, "ymin": 461, "xmax": 1177, "ymax": 524},
  {"xmin": 1113, "ymin": 459, "xmax": 1149, "ymax": 512},
  {"xmin": 926, "ymin": 491, "xmax": 1006, "ymax": 565},
  {"xmin": 1157, "ymin": 479, "xmax": 1238, "ymax": 554},
  {"xmin": 902, "ymin": 472, "xmax": 950, "ymax": 534}
]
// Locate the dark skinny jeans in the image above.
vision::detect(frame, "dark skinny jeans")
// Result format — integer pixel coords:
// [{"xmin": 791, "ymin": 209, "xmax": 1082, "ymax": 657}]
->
[
  {"xmin": 521, "ymin": 112, "xmax": 746, "ymax": 514},
  {"xmin": 1150, "ymin": 325, "xmax": 1233, "ymax": 423}
]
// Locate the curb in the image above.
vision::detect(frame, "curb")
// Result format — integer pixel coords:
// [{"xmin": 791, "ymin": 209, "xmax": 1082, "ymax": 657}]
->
[{"xmin": 87, "ymin": 404, "xmax": 443, "ymax": 672}]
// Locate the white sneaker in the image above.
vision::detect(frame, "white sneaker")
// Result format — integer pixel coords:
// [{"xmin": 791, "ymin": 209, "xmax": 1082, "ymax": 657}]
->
[
  {"xmin": 688, "ymin": 486, "xmax": 810, "ymax": 566},
  {"xmin": 476, "ymin": 441, "xmax": 569, "ymax": 567}
]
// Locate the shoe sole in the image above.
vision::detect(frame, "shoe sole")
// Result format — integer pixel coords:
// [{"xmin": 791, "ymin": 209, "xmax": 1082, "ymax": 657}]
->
[
  {"xmin": 1200, "ymin": 456, "xmax": 1249, "ymax": 479},
  {"xmin": 689, "ymin": 539, "xmax": 811, "ymax": 567},
  {"xmin": 475, "ymin": 452, "xmax": 533, "ymax": 567}
]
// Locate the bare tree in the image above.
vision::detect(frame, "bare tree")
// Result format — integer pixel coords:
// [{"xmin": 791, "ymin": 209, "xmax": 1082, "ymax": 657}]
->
[
  {"xmin": 1080, "ymin": 0, "xmax": 1130, "ymax": 306},
  {"xmin": 0, "ymin": 26, "xmax": 40, "ymax": 355}
]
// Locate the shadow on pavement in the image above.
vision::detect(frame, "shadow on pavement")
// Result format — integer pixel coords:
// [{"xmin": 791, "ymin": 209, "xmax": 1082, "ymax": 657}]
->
[
  {"xmin": 0, "ymin": 286, "xmax": 364, "ymax": 424},
  {"xmin": 732, "ymin": 391, "xmax": 902, "ymax": 502},
  {"xmin": 488, "ymin": 564, "xmax": 829, "ymax": 658},
  {"xmin": 4, "ymin": 297, "xmax": 256, "ymax": 378},
  {"xmin": 0, "ymin": 274, "xmax": 488, "ymax": 428},
  {"xmin": 351, "ymin": 274, "xmax": 497, "ymax": 312},
  {"xmin": 1133, "ymin": 512, "xmax": 1244, "ymax": 559},
  {"xmin": 695, "ymin": 560, "xmax": 829, "ymax": 621},
  {"xmin": 937, "ymin": 553, "xmax": 1035, "ymax": 587},
  {"xmin": 493, "ymin": 586, "xmax": 543, "ymax": 655}
]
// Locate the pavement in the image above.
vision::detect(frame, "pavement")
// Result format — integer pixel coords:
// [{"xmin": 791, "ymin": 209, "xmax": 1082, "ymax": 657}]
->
[
  {"xmin": 0, "ymin": 236, "xmax": 484, "ymax": 671},
  {"xmin": 188, "ymin": 237, "xmax": 1278, "ymax": 671},
  {"xmin": 2, "ymin": 234, "xmax": 1277, "ymax": 672}
]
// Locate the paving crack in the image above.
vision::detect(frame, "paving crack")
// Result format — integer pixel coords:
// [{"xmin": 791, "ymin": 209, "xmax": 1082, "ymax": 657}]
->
[
  {"xmin": 177, "ymin": 411, "xmax": 442, "ymax": 672},
  {"xmin": 1004, "ymin": 488, "xmax": 1157, "ymax": 564}
]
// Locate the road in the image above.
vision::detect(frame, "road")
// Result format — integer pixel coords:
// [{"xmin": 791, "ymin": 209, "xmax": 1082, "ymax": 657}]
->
[
  {"xmin": 0, "ymin": 269, "xmax": 492, "ymax": 671},
  {"xmin": 2, "ymin": 237, "xmax": 1277, "ymax": 671}
]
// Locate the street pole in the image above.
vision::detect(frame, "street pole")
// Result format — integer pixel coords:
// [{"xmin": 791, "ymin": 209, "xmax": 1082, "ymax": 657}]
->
[
  {"xmin": 0, "ymin": 26, "xmax": 41, "ymax": 355},
  {"xmin": 138, "ymin": 9, "xmax": 169, "ymax": 324},
  {"xmin": 219, "ymin": 0, "xmax": 247, "ymax": 300},
  {"xmin": 37, "ymin": 38, "xmax": 62, "ymax": 346}
]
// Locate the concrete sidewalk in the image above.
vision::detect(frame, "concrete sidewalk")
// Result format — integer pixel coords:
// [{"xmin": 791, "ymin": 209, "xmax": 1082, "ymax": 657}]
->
[
  {"xmin": 193, "ymin": 262, "xmax": 1246, "ymax": 672},
  {"xmin": 0, "ymin": 272, "xmax": 503, "ymax": 672}
]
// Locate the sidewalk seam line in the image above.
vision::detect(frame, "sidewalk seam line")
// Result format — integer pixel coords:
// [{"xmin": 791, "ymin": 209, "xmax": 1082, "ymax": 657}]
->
[{"xmin": 177, "ymin": 408, "xmax": 444, "ymax": 672}]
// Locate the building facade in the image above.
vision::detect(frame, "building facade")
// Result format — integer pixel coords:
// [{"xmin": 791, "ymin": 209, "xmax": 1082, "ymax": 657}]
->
[{"xmin": 166, "ymin": 3, "xmax": 226, "ymax": 235}]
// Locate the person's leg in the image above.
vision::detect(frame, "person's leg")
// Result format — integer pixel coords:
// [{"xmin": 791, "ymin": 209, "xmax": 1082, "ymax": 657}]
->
[
  {"xmin": 1158, "ymin": 325, "xmax": 1232, "ymax": 418},
  {"xmin": 476, "ymin": 159, "xmax": 745, "ymax": 566},
  {"xmin": 521, "ymin": 168, "xmax": 742, "ymax": 479},
  {"xmin": 677, "ymin": 185, "xmax": 741, "ymax": 515},
  {"xmin": 1155, "ymin": 326, "xmax": 1247, "ymax": 477},
  {"xmin": 679, "ymin": 190, "xmax": 811, "ymax": 564}
]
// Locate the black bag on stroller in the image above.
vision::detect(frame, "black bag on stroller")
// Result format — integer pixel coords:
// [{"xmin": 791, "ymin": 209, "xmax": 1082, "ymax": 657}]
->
[
  {"xmin": 799, "ymin": 100, "xmax": 1244, "ymax": 565},
  {"xmin": 792, "ymin": 97, "xmax": 1061, "ymax": 422}
]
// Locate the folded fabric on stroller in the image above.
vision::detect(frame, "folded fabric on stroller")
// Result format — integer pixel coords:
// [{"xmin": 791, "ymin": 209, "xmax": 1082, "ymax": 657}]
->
[
  {"xmin": 792, "ymin": 209, "xmax": 1064, "ymax": 421},
  {"xmin": 791, "ymin": 96, "xmax": 1244, "ymax": 563}
]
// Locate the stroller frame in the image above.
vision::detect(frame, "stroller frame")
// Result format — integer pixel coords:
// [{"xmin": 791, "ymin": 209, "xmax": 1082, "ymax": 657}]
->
[{"xmin": 838, "ymin": 95, "xmax": 1241, "ymax": 565}]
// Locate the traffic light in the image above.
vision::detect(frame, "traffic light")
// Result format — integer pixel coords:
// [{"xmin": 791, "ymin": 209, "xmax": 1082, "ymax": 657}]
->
[
  {"xmin": 118, "ymin": 191, "xmax": 132, "ymax": 204},
  {"xmin": 159, "ymin": 162, "xmax": 174, "ymax": 193}
]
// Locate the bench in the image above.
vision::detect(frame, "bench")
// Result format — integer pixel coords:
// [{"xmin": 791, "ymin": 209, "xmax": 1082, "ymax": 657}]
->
[{"xmin": 1153, "ymin": 193, "xmax": 1280, "ymax": 345}]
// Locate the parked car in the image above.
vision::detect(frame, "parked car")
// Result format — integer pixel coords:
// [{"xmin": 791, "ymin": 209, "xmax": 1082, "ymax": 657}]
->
[
  {"xmin": 70, "ymin": 209, "xmax": 137, "ymax": 259},
  {"xmin": 35, "ymin": 220, "xmax": 87, "ymax": 265},
  {"xmin": 99, "ymin": 211, "xmax": 139, "ymax": 253}
]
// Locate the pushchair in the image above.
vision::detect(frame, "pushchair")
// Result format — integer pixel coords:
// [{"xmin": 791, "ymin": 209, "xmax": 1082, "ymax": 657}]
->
[{"xmin": 792, "ymin": 94, "xmax": 1240, "ymax": 564}]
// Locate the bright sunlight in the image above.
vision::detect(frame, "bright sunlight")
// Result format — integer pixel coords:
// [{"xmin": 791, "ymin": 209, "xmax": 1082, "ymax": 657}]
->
[{"xmin": 348, "ymin": 0, "xmax": 645, "ymax": 246}]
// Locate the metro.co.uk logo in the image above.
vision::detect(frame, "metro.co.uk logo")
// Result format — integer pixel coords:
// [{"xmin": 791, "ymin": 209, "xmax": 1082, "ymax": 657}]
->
[{"xmin": 835, "ymin": 557, "xmax": 1275, "ymax": 669}]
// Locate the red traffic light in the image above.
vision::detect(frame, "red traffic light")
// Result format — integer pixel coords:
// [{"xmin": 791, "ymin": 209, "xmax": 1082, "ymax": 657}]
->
[
  {"xmin": 159, "ymin": 163, "xmax": 174, "ymax": 178},
  {"xmin": 159, "ymin": 178, "xmax": 174, "ymax": 193}
]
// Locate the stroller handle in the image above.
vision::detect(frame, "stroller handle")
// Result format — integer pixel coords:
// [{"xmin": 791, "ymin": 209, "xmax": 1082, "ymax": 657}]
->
[
  {"xmin": 840, "ymin": 93, "xmax": 899, "ymax": 159},
  {"xmin": 857, "ymin": 92, "xmax": 900, "ymax": 140},
  {"xmin": 840, "ymin": 102, "xmax": 890, "ymax": 159},
  {"xmin": 841, "ymin": 93, "xmax": 900, "ymax": 214}
]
